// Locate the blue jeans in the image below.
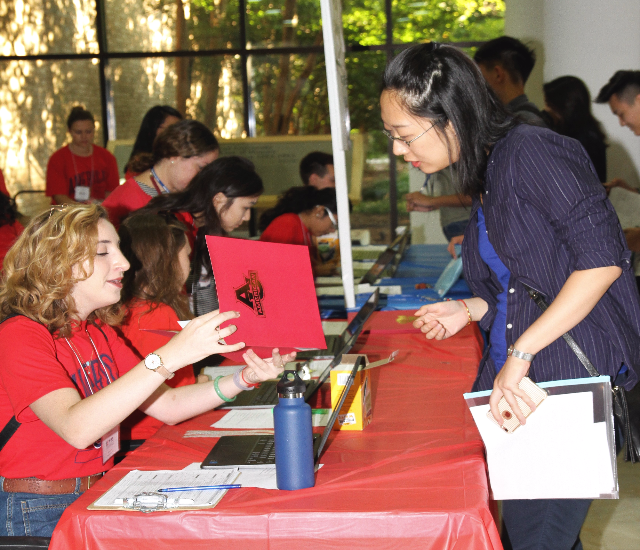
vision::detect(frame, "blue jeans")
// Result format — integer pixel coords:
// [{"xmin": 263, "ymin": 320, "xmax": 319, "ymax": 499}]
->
[
  {"xmin": 0, "ymin": 482, "xmax": 81, "ymax": 537},
  {"xmin": 501, "ymin": 498, "xmax": 592, "ymax": 550}
]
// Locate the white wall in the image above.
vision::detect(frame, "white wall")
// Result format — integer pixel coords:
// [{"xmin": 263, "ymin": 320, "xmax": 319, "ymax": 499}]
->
[{"xmin": 506, "ymin": 0, "xmax": 640, "ymax": 187}]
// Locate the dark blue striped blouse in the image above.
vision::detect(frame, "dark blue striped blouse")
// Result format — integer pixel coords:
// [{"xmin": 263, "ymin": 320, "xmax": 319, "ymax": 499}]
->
[{"xmin": 462, "ymin": 124, "xmax": 640, "ymax": 392}]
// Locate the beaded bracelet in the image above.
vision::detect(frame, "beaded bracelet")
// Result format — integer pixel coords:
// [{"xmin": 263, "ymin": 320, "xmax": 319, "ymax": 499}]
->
[
  {"xmin": 232, "ymin": 369, "xmax": 255, "ymax": 391},
  {"xmin": 241, "ymin": 368, "xmax": 261, "ymax": 389},
  {"xmin": 458, "ymin": 299, "xmax": 472, "ymax": 326},
  {"xmin": 213, "ymin": 375, "xmax": 236, "ymax": 402}
]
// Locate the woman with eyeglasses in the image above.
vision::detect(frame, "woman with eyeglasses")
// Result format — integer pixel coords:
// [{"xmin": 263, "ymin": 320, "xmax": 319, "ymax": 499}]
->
[
  {"xmin": 381, "ymin": 44, "xmax": 640, "ymax": 550},
  {"xmin": 139, "ymin": 156, "xmax": 263, "ymax": 317},
  {"xmin": 0, "ymin": 204, "xmax": 292, "ymax": 537},
  {"xmin": 259, "ymin": 186, "xmax": 339, "ymax": 276}
]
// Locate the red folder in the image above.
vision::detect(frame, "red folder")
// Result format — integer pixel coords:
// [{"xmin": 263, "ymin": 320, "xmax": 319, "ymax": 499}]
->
[{"xmin": 206, "ymin": 236, "xmax": 326, "ymax": 359}]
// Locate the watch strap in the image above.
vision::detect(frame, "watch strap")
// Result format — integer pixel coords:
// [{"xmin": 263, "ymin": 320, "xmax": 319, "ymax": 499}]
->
[{"xmin": 145, "ymin": 353, "xmax": 175, "ymax": 380}]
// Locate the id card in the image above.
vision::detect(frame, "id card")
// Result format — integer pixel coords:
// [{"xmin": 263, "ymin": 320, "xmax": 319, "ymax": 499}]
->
[
  {"xmin": 101, "ymin": 425, "xmax": 120, "ymax": 463},
  {"xmin": 74, "ymin": 185, "xmax": 90, "ymax": 202}
]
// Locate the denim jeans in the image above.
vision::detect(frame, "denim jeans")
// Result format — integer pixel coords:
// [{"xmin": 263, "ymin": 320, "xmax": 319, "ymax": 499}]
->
[
  {"xmin": 0, "ymin": 482, "xmax": 81, "ymax": 537},
  {"xmin": 501, "ymin": 498, "xmax": 592, "ymax": 550}
]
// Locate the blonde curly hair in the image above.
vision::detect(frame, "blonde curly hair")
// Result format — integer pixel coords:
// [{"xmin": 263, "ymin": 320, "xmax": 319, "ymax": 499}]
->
[{"xmin": 0, "ymin": 204, "xmax": 124, "ymax": 337}]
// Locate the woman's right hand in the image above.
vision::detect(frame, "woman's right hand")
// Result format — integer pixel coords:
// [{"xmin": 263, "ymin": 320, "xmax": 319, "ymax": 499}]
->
[
  {"xmin": 160, "ymin": 310, "xmax": 246, "ymax": 373},
  {"xmin": 413, "ymin": 301, "xmax": 469, "ymax": 340}
]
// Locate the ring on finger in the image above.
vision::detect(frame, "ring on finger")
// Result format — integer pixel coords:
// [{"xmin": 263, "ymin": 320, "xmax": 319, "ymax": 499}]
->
[{"xmin": 217, "ymin": 338, "xmax": 226, "ymax": 345}]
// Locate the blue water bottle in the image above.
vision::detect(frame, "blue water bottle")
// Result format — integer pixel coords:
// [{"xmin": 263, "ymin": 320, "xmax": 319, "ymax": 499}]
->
[{"xmin": 274, "ymin": 370, "xmax": 315, "ymax": 490}]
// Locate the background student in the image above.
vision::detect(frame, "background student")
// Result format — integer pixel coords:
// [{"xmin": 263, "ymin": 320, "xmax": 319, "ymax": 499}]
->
[
  {"xmin": 124, "ymin": 105, "xmax": 183, "ymax": 178},
  {"xmin": 46, "ymin": 106, "xmax": 119, "ymax": 205},
  {"xmin": 117, "ymin": 213, "xmax": 206, "ymax": 445},
  {"xmin": 141, "ymin": 156, "xmax": 263, "ymax": 316},
  {"xmin": 543, "ymin": 75, "xmax": 608, "ymax": 182},
  {"xmin": 259, "ymin": 186, "xmax": 339, "ymax": 276},
  {"xmin": 0, "ymin": 204, "xmax": 291, "ymax": 537},
  {"xmin": 299, "ymin": 151, "xmax": 335, "ymax": 189},
  {"xmin": 102, "ymin": 119, "xmax": 219, "ymax": 228}
]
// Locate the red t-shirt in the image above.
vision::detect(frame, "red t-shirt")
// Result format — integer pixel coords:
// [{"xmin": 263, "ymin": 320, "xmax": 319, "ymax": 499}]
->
[
  {"xmin": 0, "ymin": 317, "xmax": 140, "ymax": 480},
  {"xmin": 0, "ymin": 220, "xmax": 23, "ymax": 268},
  {"xmin": 46, "ymin": 145, "xmax": 119, "ymax": 202},
  {"xmin": 102, "ymin": 177, "xmax": 154, "ymax": 229},
  {"xmin": 260, "ymin": 213, "xmax": 318, "ymax": 260},
  {"xmin": 117, "ymin": 299, "xmax": 195, "ymax": 440}
]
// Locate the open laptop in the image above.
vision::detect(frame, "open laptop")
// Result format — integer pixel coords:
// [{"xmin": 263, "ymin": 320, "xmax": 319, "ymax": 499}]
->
[
  {"xmin": 359, "ymin": 229, "xmax": 409, "ymax": 285},
  {"xmin": 222, "ymin": 289, "xmax": 379, "ymax": 408},
  {"xmin": 201, "ymin": 356, "xmax": 364, "ymax": 469}
]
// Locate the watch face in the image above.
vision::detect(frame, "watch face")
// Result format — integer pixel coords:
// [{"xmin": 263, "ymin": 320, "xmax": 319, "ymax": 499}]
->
[{"xmin": 145, "ymin": 354, "xmax": 161, "ymax": 370}]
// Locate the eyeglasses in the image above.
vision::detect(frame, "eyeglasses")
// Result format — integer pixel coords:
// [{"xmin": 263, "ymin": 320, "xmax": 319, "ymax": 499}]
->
[
  {"xmin": 324, "ymin": 207, "xmax": 338, "ymax": 229},
  {"xmin": 382, "ymin": 120, "xmax": 438, "ymax": 148}
]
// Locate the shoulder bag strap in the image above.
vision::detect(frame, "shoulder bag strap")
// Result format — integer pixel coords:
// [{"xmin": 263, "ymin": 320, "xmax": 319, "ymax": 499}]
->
[
  {"xmin": 521, "ymin": 282, "xmax": 601, "ymax": 377},
  {"xmin": 0, "ymin": 313, "xmax": 23, "ymax": 450}
]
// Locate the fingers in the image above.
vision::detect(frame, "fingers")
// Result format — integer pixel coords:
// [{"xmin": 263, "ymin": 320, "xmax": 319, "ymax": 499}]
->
[
  {"xmin": 420, "ymin": 320, "xmax": 448, "ymax": 340},
  {"xmin": 242, "ymin": 349, "xmax": 284, "ymax": 383},
  {"xmin": 447, "ymin": 240, "xmax": 457, "ymax": 259}
]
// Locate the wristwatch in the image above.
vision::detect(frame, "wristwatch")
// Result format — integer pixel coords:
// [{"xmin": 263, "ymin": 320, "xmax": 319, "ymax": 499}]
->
[
  {"xmin": 507, "ymin": 345, "xmax": 535, "ymax": 362},
  {"xmin": 144, "ymin": 353, "xmax": 175, "ymax": 380}
]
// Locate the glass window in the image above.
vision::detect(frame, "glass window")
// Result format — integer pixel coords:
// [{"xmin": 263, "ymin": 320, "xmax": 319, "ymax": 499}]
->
[
  {"xmin": 392, "ymin": 0, "xmax": 504, "ymax": 44},
  {"xmin": 109, "ymin": 55, "xmax": 243, "ymax": 140},
  {"xmin": 245, "ymin": 0, "xmax": 323, "ymax": 49},
  {"xmin": 0, "ymin": 59, "xmax": 102, "ymax": 195},
  {"xmin": 104, "ymin": 0, "xmax": 241, "ymax": 53},
  {"xmin": 0, "ymin": 0, "xmax": 98, "ymax": 55},
  {"xmin": 249, "ymin": 53, "xmax": 329, "ymax": 136}
]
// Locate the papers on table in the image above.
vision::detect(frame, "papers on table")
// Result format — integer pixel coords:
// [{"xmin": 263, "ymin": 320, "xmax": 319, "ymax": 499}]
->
[
  {"xmin": 465, "ymin": 376, "xmax": 618, "ymax": 500},
  {"xmin": 211, "ymin": 408, "xmax": 331, "ymax": 430},
  {"xmin": 90, "ymin": 469, "xmax": 240, "ymax": 510}
]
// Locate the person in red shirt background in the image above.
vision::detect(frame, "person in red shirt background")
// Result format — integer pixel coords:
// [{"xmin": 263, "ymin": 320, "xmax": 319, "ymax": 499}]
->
[
  {"xmin": 0, "ymin": 193, "xmax": 22, "ymax": 268},
  {"xmin": 116, "ymin": 212, "xmax": 207, "ymax": 445},
  {"xmin": 259, "ymin": 186, "xmax": 339, "ymax": 276},
  {"xmin": 46, "ymin": 107, "xmax": 119, "ymax": 205},
  {"xmin": 102, "ymin": 119, "xmax": 219, "ymax": 229}
]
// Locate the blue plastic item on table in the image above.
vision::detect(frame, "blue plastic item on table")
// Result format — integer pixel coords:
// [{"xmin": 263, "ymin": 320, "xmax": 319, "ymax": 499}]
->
[{"xmin": 434, "ymin": 245, "xmax": 463, "ymax": 297}]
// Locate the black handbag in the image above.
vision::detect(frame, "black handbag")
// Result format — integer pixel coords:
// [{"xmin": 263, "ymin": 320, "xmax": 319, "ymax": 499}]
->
[{"xmin": 523, "ymin": 283, "xmax": 640, "ymax": 463}]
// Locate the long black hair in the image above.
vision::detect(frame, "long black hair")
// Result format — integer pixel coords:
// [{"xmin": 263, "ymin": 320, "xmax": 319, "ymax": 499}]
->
[
  {"xmin": 381, "ymin": 43, "xmax": 516, "ymax": 196},
  {"xmin": 141, "ymin": 156, "xmax": 264, "ymax": 276},
  {"xmin": 259, "ymin": 186, "xmax": 338, "ymax": 232},
  {"xmin": 125, "ymin": 106, "xmax": 183, "ymax": 173}
]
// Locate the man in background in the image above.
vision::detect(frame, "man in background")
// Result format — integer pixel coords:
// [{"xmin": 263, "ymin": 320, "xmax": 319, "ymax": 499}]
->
[
  {"xmin": 474, "ymin": 36, "xmax": 547, "ymax": 127},
  {"xmin": 300, "ymin": 152, "xmax": 335, "ymax": 189},
  {"xmin": 596, "ymin": 71, "xmax": 640, "ymax": 255}
]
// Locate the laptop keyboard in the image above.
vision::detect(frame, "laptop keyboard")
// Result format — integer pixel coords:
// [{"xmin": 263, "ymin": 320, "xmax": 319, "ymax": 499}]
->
[
  {"xmin": 252, "ymin": 384, "xmax": 278, "ymax": 405},
  {"xmin": 247, "ymin": 436, "xmax": 275, "ymax": 464}
]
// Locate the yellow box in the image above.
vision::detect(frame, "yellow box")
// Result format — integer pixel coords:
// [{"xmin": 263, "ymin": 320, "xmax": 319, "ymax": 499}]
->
[{"xmin": 330, "ymin": 354, "xmax": 373, "ymax": 431}]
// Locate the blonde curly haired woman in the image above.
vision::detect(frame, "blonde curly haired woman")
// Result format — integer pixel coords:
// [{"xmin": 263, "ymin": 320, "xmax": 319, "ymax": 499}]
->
[{"xmin": 0, "ymin": 204, "xmax": 291, "ymax": 537}]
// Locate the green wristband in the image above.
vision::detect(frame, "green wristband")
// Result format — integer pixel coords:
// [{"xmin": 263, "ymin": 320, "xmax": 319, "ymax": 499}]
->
[{"xmin": 214, "ymin": 376, "xmax": 236, "ymax": 403}]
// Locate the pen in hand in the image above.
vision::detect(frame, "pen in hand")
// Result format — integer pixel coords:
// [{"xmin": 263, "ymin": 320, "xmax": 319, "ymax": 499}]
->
[{"xmin": 158, "ymin": 484, "xmax": 242, "ymax": 493}]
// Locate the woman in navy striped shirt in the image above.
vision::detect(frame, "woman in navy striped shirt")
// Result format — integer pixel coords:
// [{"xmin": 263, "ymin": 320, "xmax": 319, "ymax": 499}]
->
[{"xmin": 381, "ymin": 43, "xmax": 640, "ymax": 550}]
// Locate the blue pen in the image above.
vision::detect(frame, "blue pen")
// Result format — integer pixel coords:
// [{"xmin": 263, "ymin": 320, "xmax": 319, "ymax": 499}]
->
[{"xmin": 158, "ymin": 484, "xmax": 241, "ymax": 493}]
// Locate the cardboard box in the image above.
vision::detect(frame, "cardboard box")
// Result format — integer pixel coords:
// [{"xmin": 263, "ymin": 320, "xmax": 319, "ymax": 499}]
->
[{"xmin": 330, "ymin": 354, "xmax": 373, "ymax": 431}]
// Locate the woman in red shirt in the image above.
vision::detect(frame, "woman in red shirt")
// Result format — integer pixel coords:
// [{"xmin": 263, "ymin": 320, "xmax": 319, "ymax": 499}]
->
[
  {"xmin": 259, "ymin": 186, "xmax": 339, "ymax": 275},
  {"xmin": 46, "ymin": 107, "xmax": 119, "ymax": 205},
  {"xmin": 117, "ymin": 213, "xmax": 202, "ymax": 443},
  {"xmin": 102, "ymin": 120, "xmax": 219, "ymax": 229},
  {"xmin": 0, "ymin": 204, "xmax": 293, "ymax": 537}
]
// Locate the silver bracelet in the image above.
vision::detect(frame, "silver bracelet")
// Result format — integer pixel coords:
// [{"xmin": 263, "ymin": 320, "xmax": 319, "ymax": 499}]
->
[
  {"xmin": 233, "ymin": 369, "xmax": 254, "ymax": 391},
  {"xmin": 507, "ymin": 345, "xmax": 536, "ymax": 362}
]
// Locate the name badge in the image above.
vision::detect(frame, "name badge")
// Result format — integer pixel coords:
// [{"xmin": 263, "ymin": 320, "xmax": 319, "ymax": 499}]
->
[
  {"xmin": 74, "ymin": 185, "xmax": 90, "ymax": 202},
  {"xmin": 101, "ymin": 425, "xmax": 120, "ymax": 464}
]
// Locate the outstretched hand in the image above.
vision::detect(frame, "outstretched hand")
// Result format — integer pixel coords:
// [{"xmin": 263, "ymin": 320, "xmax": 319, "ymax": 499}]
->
[
  {"xmin": 413, "ymin": 301, "xmax": 469, "ymax": 340},
  {"xmin": 242, "ymin": 348, "xmax": 297, "ymax": 384}
]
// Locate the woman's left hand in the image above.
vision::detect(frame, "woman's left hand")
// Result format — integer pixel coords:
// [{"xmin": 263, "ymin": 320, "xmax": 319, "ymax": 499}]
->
[
  {"xmin": 489, "ymin": 356, "xmax": 537, "ymax": 426},
  {"xmin": 242, "ymin": 348, "xmax": 297, "ymax": 384}
]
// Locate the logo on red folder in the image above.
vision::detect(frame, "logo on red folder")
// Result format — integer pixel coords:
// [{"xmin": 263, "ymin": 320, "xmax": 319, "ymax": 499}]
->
[{"xmin": 234, "ymin": 271, "xmax": 266, "ymax": 317}]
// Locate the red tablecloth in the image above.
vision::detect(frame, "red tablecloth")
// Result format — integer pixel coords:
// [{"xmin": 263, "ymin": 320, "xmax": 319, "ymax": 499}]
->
[{"xmin": 51, "ymin": 311, "xmax": 501, "ymax": 550}]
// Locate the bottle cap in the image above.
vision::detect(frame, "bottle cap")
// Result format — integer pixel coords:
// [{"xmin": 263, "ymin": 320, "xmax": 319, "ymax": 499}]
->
[{"xmin": 277, "ymin": 370, "xmax": 306, "ymax": 398}]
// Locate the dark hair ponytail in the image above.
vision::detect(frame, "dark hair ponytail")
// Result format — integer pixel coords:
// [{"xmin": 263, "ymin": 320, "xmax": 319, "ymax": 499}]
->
[
  {"xmin": 259, "ymin": 186, "xmax": 337, "ymax": 232},
  {"xmin": 382, "ymin": 43, "xmax": 516, "ymax": 196}
]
